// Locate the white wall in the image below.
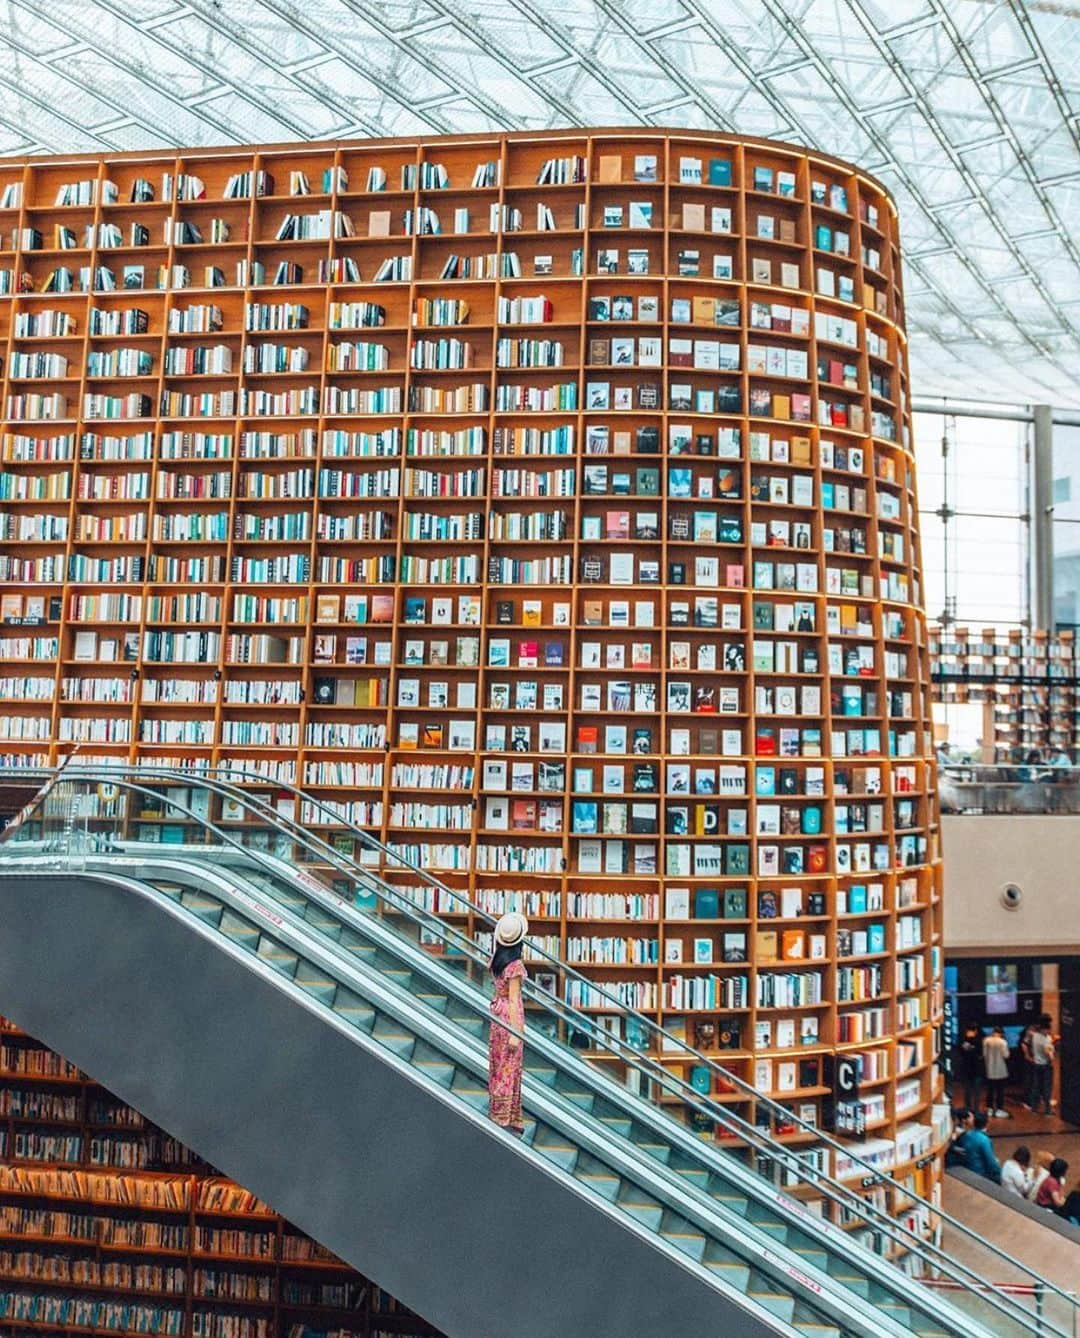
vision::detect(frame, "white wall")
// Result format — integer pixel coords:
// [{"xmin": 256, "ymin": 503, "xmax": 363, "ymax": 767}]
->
[{"xmin": 942, "ymin": 815, "xmax": 1080, "ymax": 954}]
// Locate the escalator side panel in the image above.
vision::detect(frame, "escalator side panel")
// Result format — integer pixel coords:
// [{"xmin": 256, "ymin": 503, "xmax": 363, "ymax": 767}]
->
[{"xmin": 0, "ymin": 873, "xmax": 781, "ymax": 1338}]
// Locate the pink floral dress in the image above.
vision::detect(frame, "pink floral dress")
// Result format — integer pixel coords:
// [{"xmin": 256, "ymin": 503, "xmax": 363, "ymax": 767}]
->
[{"xmin": 488, "ymin": 958, "xmax": 526, "ymax": 1132}]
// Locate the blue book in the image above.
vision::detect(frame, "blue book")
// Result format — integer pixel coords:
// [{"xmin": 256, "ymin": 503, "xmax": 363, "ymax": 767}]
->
[
  {"xmin": 801, "ymin": 805, "xmax": 822, "ymax": 835},
  {"xmin": 667, "ymin": 468, "xmax": 692, "ymax": 498},
  {"xmin": 690, "ymin": 1065, "xmax": 712, "ymax": 1093},
  {"xmin": 815, "ymin": 224, "xmax": 833, "ymax": 251},
  {"xmin": 848, "ymin": 884, "xmax": 867, "ymax": 913},
  {"xmin": 821, "ymin": 481, "xmax": 835, "ymax": 509},
  {"xmin": 753, "ymin": 165, "xmax": 773, "ymax": 192},
  {"xmin": 708, "ymin": 157, "xmax": 732, "ymax": 187},
  {"xmin": 571, "ymin": 801, "xmax": 598, "ymax": 833},
  {"xmin": 755, "ymin": 766, "xmax": 776, "ymax": 796},
  {"xmin": 868, "ymin": 922, "xmax": 886, "ymax": 954}
]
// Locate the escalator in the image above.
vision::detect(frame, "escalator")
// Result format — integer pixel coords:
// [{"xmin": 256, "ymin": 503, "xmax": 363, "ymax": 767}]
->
[{"xmin": 0, "ymin": 765, "xmax": 1075, "ymax": 1338}]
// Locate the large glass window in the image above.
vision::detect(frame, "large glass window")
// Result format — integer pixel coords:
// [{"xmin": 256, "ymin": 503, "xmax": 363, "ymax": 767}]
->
[
  {"xmin": 914, "ymin": 410, "xmax": 1028, "ymax": 627},
  {"xmin": 1051, "ymin": 423, "xmax": 1080, "ymax": 629}
]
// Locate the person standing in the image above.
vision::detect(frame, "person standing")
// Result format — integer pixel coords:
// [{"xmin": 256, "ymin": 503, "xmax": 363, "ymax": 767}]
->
[
  {"xmin": 955, "ymin": 1023, "xmax": 982, "ymax": 1112},
  {"xmin": 982, "ymin": 1026, "xmax": 1010, "ymax": 1117},
  {"xmin": 1028, "ymin": 1015, "xmax": 1055, "ymax": 1115},
  {"xmin": 1000, "ymin": 1146, "xmax": 1034, "ymax": 1197},
  {"xmin": 488, "ymin": 911, "xmax": 529, "ymax": 1136}
]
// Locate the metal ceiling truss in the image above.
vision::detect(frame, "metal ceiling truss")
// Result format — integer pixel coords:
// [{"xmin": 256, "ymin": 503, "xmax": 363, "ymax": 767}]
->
[{"xmin": 0, "ymin": 0, "xmax": 1076, "ymax": 406}]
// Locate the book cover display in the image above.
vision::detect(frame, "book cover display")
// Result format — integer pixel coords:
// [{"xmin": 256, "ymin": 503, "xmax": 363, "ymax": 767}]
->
[{"xmin": 0, "ymin": 129, "xmax": 943, "ymax": 1229}]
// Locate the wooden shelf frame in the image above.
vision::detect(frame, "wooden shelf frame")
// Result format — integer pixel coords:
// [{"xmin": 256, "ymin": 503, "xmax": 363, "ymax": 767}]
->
[{"xmin": 0, "ymin": 127, "xmax": 944, "ymax": 1210}]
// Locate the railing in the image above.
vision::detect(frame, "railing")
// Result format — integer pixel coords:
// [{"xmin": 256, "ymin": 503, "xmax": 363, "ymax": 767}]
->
[
  {"xmin": 1, "ymin": 762, "xmax": 1077, "ymax": 1338},
  {"xmin": 940, "ymin": 764, "xmax": 1080, "ymax": 815}
]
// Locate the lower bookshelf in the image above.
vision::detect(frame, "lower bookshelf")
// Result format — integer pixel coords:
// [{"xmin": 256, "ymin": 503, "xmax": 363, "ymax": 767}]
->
[{"xmin": 0, "ymin": 1020, "xmax": 442, "ymax": 1338}]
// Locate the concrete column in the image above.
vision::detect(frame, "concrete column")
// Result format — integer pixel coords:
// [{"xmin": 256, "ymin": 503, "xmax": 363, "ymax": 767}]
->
[{"xmin": 1031, "ymin": 404, "xmax": 1054, "ymax": 628}]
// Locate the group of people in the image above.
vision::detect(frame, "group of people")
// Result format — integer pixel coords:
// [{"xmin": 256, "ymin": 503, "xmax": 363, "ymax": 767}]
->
[
  {"xmin": 1001, "ymin": 1147, "xmax": 1080, "ymax": 1223},
  {"xmin": 954, "ymin": 1016, "xmax": 1056, "ymax": 1118},
  {"xmin": 1013, "ymin": 746, "xmax": 1076, "ymax": 780},
  {"xmin": 947, "ymin": 1113, "xmax": 1080, "ymax": 1222}
]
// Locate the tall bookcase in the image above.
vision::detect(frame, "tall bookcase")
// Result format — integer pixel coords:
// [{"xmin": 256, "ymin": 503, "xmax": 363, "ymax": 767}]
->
[
  {"xmin": 930, "ymin": 624, "xmax": 1080, "ymax": 760},
  {"xmin": 0, "ymin": 1015, "xmax": 441, "ymax": 1337},
  {"xmin": 0, "ymin": 129, "xmax": 945, "ymax": 1225}
]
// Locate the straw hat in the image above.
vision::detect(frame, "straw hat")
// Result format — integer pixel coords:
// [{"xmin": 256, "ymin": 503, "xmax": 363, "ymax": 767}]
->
[{"xmin": 493, "ymin": 911, "xmax": 528, "ymax": 946}]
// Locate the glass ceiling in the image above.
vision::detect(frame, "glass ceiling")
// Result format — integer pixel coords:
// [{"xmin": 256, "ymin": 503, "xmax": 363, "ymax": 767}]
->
[{"xmin": 0, "ymin": 0, "xmax": 1077, "ymax": 407}]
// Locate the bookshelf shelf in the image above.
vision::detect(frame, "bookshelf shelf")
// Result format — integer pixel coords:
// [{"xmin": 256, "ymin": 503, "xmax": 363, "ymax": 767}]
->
[{"xmin": 1, "ymin": 126, "xmax": 941, "ymax": 1228}]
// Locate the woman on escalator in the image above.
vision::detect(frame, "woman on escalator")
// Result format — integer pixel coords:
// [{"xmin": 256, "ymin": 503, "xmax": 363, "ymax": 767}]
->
[{"xmin": 488, "ymin": 911, "xmax": 528, "ymax": 1137}]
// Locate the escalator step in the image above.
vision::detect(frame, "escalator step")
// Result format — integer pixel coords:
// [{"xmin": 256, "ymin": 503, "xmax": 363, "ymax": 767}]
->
[
  {"xmin": 792, "ymin": 1305, "xmax": 842, "ymax": 1338},
  {"xmin": 410, "ymin": 1041, "xmax": 456, "ymax": 1089},
  {"xmin": 445, "ymin": 1005, "xmax": 486, "ymax": 1040},
  {"xmin": 524, "ymin": 1060, "xmax": 558, "ymax": 1088},
  {"xmin": 372, "ymin": 1016, "xmax": 416, "ymax": 1060},
  {"xmin": 331, "ymin": 988, "xmax": 375, "ymax": 1032},
  {"xmin": 630, "ymin": 1138, "xmax": 672, "ymax": 1167},
  {"xmin": 219, "ymin": 913, "xmax": 259, "ymax": 949},
  {"xmin": 154, "ymin": 883, "xmax": 184, "ymax": 901},
  {"xmin": 597, "ymin": 1114, "xmax": 633, "ymax": 1139},
  {"xmin": 658, "ymin": 1210, "xmax": 707, "ymax": 1261},
  {"xmin": 303, "ymin": 907, "xmax": 343, "ymax": 940},
  {"xmin": 703, "ymin": 1242, "xmax": 751, "ymax": 1292},
  {"xmin": 615, "ymin": 1191, "xmax": 663, "ymax": 1232},
  {"xmin": 785, "ymin": 1232, "xmax": 828, "ymax": 1272},
  {"xmin": 666, "ymin": 1161, "xmax": 711, "ymax": 1193},
  {"xmin": 554, "ymin": 1088, "xmax": 595, "ymax": 1114},
  {"xmin": 573, "ymin": 1152, "xmax": 621, "ymax": 1202},
  {"xmin": 706, "ymin": 1184, "xmax": 750, "ymax": 1215},
  {"xmin": 255, "ymin": 938, "xmax": 299, "ymax": 978},
  {"xmin": 179, "ymin": 895, "xmax": 224, "ymax": 926},
  {"xmin": 825, "ymin": 1267, "xmax": 869, "ymax": 1300},
  {"xmin": 744, "ymin": 1203, "xmax": 788, "ymax": 1242},
  {"xmin": 339, "ymin": 931, "xmax": 377, "ymax": 961},
  {"xmin": 747, "ymin": 1272, "xmax": 796, "ymax": 1324},
  {"xmin": 449, "ymin": 1072, "xmax": 488, "ymax": 1112},
  {"xmin": 532, "ymin": 1140, "xmax": 579, "ymax": 1174},
  {"xmin": 293, "ymin": 963, "xmax": 338, "ymax": 1006},
  {"xmin": 416, "ymin": 991, "xmax": 448, "ymax": 1015},
  {"xmin": 875, "ymin": 1303, "xmax": 913, "ymax": 1327}
]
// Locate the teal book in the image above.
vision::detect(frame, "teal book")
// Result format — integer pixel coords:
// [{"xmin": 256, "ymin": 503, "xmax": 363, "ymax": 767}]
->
[
  {"xmin": 755, "ymin": 766, "xmax": 776, "ymax": 796},
  {"xmin": 723, "ymin": 887, "xmax": 748, "ymax": 919},
  {"xmin": 708, "ymin": 157, "xmax": 732, "ymax": 187},
  {"xmin": 694, "ymin": 888, "xmax": 719, "ymax": 919}
]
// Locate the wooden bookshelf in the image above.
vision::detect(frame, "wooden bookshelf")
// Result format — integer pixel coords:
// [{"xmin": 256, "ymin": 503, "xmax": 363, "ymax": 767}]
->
[
  {"xmin": 930, "ymin": 624, "xmax": 1080, "ymax": 760},
  {"xmin": 0, "ymin": 129, "xmax": 945, "ymax": 1216},
  {"xmin": 0, "ymin": 1018, "xmax": 442, "ymax": 1338}
]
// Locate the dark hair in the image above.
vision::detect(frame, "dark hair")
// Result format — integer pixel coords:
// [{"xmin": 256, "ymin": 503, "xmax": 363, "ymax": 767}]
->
[
  {"xmin": 490, "ymin": 940, "xmax": 523, "ymax": 978},
  {"xmin": 1013, "ymin": 1146, "xmax": 1031, "ymax": 1166},
  {"xmin": 952, "ymin": 1106, "xmax": 972, "ymax": 1124},
  {"xmin": 973, "ymin": 1111, "xmax": 989, "ymax": 1131},
  {"xmin": 1050, "ymin": 1158, "xmax": 1069, "ymax": 1182},
  {"xmin": 992, "ymin": 1026, "xmax": 1004, "ymax": 1036},
  {"xmin": 1039, "ymin": 1014, "xmax": 1052, "ymax": 1027}
]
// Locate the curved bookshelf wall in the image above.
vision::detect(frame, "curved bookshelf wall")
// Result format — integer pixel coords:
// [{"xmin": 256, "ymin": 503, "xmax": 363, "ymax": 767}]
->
[{"xmin": 0, "ymin": 129, "xmax": 945, "ymax": 1230}]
